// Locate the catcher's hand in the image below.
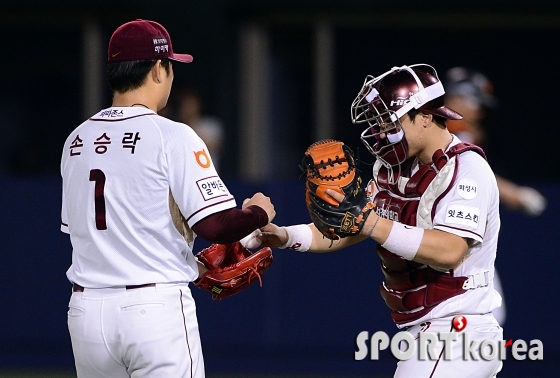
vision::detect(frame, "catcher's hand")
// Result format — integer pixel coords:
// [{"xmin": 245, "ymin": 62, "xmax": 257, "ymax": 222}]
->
[
  {"xmin": 194, "ymin": 241, "xmax": 273, "ymax": 300},
  {"xmin": 301, "ymin": 139, "xmax": 375, "ymax": 240}
]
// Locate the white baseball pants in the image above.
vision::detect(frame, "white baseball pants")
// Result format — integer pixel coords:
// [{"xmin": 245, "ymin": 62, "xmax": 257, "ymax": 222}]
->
[
  {"xmin": 68, "ymin": 283, "xmax": 204, "ymax": 378},
  {"xmin": 394, "ymin": 313, "xmax": 503, "ymax": 378}
]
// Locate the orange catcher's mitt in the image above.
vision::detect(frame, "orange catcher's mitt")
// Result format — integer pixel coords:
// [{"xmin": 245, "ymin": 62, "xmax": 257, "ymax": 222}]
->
[
  {"xmin": 301, "ymin": 139, "xmax": 375, "ymax": 240},
  {"xmin": 194, "ymin": 241, "xmax": 273, "ymax": 300}
]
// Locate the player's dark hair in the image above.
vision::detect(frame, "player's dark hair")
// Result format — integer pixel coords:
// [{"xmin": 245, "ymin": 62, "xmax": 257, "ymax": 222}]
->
[
  {"xmin": 107, "ymin": 59, "xmax": 171, "ymax": 93},
  {"xmin": 407, "ymin": 109, "xmax": 447, "ymax": 128}
]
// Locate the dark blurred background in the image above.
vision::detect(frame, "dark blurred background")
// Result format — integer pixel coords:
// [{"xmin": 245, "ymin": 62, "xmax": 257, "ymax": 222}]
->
[{"xmin": 1, "ymin": 0, "xmax": 559, "ymax": 377}]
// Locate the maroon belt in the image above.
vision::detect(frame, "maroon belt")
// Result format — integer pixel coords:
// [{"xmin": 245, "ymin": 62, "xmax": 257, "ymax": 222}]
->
[{"xmin": 72, "ymin": 283, "xmax": 156, "ymax": 292}]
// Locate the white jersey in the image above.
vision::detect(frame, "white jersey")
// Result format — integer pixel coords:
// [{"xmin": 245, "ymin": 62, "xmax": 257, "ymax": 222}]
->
[
  {"xmin": 61, "ymin": 107, "xmax": 236, "ymax": 288},
  {"xmin": 403, "ymin": 135, "xmax": 502, "ymax": 327}
]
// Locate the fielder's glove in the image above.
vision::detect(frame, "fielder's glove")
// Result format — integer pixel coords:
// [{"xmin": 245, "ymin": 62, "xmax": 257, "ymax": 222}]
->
[
  {"xmin": 301, "ymin": 139, "xmax": 375, "ymax": 240},
  {"xmin": 194, "ymin": 241, "xmax": 273, "ymax": 300}
]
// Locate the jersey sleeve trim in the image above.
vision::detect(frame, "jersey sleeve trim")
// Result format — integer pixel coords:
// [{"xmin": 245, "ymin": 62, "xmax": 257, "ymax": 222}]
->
[
  {"xmin": 433, "ymin": 224, "xmax": 483, "ymax": 242},
  {"xmin": 186, "ymin": 197, "xmax": 236, "ymax": 223}
]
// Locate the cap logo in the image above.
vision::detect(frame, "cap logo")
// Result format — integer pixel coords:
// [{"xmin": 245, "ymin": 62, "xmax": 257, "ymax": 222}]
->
[
  {"xmin": 108, "ymin": 20, "xmax": 192, "ymax": 63},
  {"xmin": 153, "ymin": 37, "xmax": 169, "ymax": 54}
]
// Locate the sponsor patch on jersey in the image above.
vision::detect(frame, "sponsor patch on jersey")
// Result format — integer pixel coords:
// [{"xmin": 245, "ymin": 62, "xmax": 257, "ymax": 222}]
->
[
  {"xmin": 444, "ymin": 204, "xmax": 480, "ymax": 229},
  {"xmin": 197, "ymin": 176, "xmax": 229, "ymax": 201},
  {"xmin": 456, "ymin": 178, "xmax": 478, "ymax": 199},
  {"xmin": 194, "ymin": 149, "xmax": 212, "ymax": 169},
  {"xmin": 98, "ymin": 109, "xmax": 124, "ymax": 118}
]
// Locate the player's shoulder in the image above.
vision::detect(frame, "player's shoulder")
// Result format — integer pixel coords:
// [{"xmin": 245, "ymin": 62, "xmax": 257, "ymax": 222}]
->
[
  {"xmin": 452, "ymin": 149, "xmax": 498, "ymax": 200},
  {"xmin": 63, "ymin": 118, "xmax": 91, "ymax": 146},
  {"xmin": 448, "ymin": 138, "xmax": 493, "ymax": 178},
  {"xmin": 152, "ymin": 114, "xmax": 195, "ymax": 133},
  {"xmin": 153, "ymin": 115, "xmax": 202, "ymax": 142},
  {"xmin": 149, "ymin": 116, "xmax": 208, "ymax": 155},
  {"xmin": 457, "ymin": 149, "xmax": 493, "ymax": 176}
]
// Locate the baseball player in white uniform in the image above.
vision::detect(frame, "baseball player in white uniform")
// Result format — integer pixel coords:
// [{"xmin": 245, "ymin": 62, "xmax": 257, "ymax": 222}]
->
[
  {"xmin": 61, "ymin": 19, "xmax": 275, "ymax": 377},
  {"xmin": 260, "ymin": 64, "xmax": 503, "ymax": 377}
]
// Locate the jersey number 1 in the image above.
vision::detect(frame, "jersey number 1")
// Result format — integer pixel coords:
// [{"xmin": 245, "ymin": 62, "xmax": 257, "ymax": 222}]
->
[{"xmin": 89, "ymin": 169, "xmax": 107, "ymax": 230}]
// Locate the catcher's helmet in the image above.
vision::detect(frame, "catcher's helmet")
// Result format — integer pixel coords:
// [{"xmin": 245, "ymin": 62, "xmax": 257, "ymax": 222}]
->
[{"xmin": 350, "ymin": 64, "xmax": 462, "ymax": 178}]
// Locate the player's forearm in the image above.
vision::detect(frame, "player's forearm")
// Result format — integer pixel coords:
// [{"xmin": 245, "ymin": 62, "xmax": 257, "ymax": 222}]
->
[
  {"xmin": 364, "ymin": 214, "xmax": 468, "ymax": 270},
  {"xmin": 192, "ymin": 205, "xmax": 268, "ymax": 244},
  {"xmin": 413, "ymin": 229, "xmax": 468, "ymax": 269},
  {"xmin": 265, "ymin": 223, "xmax": 363, "ymax": 253},
  {"xmin": 308, "ymin": 223, "xmax": 366, "ymax": 252}
]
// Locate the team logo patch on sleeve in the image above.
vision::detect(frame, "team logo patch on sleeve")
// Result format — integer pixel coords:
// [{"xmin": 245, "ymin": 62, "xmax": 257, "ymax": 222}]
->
[
  {"xmin": 194, "ymin": 149, "xmax": 212, "ymax": 169},
  {"xmin": 456, "ymin": 178, "xmax": 478, "ymax": 199},
  {"xmin": 197, "ymin": 176, "xmax": 230, "ymax": 201},
  {"xmin": 444, "ymin": 204, "xmax": 480, "ymax": 229}
]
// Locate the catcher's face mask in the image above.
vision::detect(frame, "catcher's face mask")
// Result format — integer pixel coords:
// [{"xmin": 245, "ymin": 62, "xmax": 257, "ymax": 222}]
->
[{"xmin": 351, "ymin": 64, "xmax": 462, "ymax": 183}]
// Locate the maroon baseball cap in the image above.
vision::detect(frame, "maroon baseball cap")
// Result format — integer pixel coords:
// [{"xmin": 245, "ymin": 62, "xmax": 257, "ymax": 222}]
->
[{"xmin": 108, "ymin": 19, "xmax": 193, "ymax": 63}]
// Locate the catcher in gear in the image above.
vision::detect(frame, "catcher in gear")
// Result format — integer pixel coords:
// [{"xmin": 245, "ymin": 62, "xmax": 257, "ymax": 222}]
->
[
  {"xmin": 301, "ymin": 139, "xmax": 375, "ymax": 241},
  {"xmin": 259, "ymin": 64, "xmax": 503, "ymax": 378},
  {"xmin": 194, "ymin": 241, "xmax": 273, "ymax": 300}
]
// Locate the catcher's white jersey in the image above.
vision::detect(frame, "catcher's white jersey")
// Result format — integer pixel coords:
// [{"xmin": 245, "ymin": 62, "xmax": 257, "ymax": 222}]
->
[
  {"xmin": 61, "ymin": 107, "xmax": 236, "ymax": 288},
  {"xmin": 404, "ymin": 135, "xmax": 502, "ymax": 327}
]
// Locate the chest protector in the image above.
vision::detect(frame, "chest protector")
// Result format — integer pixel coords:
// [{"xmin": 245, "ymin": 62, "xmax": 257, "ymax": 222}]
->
[{"xmin": 373, "ymin": 142, "xmax": 486, "ymax": 325}]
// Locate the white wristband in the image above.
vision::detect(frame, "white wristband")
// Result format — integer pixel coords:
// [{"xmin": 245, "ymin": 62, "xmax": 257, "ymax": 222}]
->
[
  {"xmin": 381, "ymin": 222, "xmax": 424, "ymax": 261},
  {"xmin": 279, "ymin": 224, "xmax": 312, "ymax": 252}
]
